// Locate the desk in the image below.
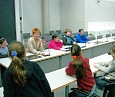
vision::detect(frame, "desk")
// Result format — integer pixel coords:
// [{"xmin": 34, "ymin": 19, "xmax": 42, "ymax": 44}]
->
[
  {"xmin": 46, "ymin": 68, "xmax": 76, "ymax": 97},
  {"xmin": 0, "ymin": 53, "xmax": 113, "ymax": 97}
]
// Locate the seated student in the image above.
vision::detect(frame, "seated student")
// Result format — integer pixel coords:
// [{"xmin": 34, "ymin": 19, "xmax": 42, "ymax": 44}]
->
[
  {"xmin": 3, "ymin": 41, "xmax": 52, "ymax": 97},
  {"xmin": 62, "ymin": 29, "xmax": 76, "ymax": 45},
  {"xmin": 94, "ymin": 45, "xmax": 115, "ymax": 90},
  {"xmin": 76, "ymin": 29, "xmax": 89, "ymax": 43},
  {"xmin": 65, "ymin": 44, "xmax": 95, "ymax": 92},
  {"xmin": 0, "ymin": 37, "xmax": 8, "ymax": 58},
  {"xmin": 27, "ymin": 28, "xmax": 46, "ymax": 55},
  {"xmin": 48, "ymin": 34, "xmax": 63, "ymax": 50}
]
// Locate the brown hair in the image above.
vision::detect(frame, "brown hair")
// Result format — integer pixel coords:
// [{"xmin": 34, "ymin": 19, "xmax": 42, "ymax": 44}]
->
[
  {"xmin": 0, "ymin": 37, "xmax": 6, "ymax": 44},
  {"xmin": 64, "ymin": 29, "xmax": 72, "ymax": 34},
  {"xmin": 32, "ymin": 28, "xmax": 41, "ymax": 35},
  {"xmin": 110, "ymin": 46, "xmax": 115, "ymax": 53},
  {"xmin": 8, "ymin": 41, "xmax": 27, "ymax": 86},
  {"xmin": 71, "ymin": 44, "xmax": 86, "ymax": 79}
]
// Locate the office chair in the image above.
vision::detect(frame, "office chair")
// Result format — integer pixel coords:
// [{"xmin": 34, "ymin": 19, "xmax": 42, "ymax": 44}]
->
[
  {"xmin": 87, "ymin": 34, "xmax": 96, "ymax": 40},
  {"xmin": 68, "ymin": 84, "xmax": 99, "ymax": 97},
  {"xmin": 97, "ymin": 35, "xmax": 103, "ymax": 39},
  {"xmin": 103, "ymin": 83, "xmax": 115, "ymax": 97},
  {"xmin": 106, "ymin": 34, "xmax": 111, "ymax": 38},
  {"xmin": 112, "ymin": 33, "xmax": 115, "ymax": 37},
  {"xmin": 23, "ymin": 33, "xmax": 30, "ymax": 48},
  {"xmin": 55, "ymin": 30, "xmax": 61, "ymax": 34}
]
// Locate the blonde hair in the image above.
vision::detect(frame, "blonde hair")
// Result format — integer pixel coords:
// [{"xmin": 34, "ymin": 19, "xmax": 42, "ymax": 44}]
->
[
  {"xmin": 32, "ymin": 28, "xmax": 41, "ymax": 35},
  {"xmin": 8, "ymin": 41, "xmax": 27, "ymax": 86}
]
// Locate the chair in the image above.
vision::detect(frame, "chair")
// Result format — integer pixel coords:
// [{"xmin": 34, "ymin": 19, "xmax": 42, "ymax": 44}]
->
[
  {"xmin": 49, "ymin": 30, "xmax": 55, "ymax": 35},
  {"xmin": 68, "ymin": 84, "xmax": 98, "ymax": 97},
  {"xmin": 87, "ymin": 34, "xmax": 96, "ymax": 40},
  {"xmin": 112, "ymin": 33, "xmax": 115, "ymax": 37},
  {"xmin": 55, "ymin": 30, "xmax": 61, "ymax": 34},
  {"xmin": 97, "ymin": 35, "xmax": 103, "ymax": 39},
  {"xmin": 103, "ymin": 83, "xmax": 115, "ymax": 97},
  {"xmin": 23, "ymin": 33, "xmax": 30, "ymax": 48},
  {"xmin": 106, "ymin": 34, "xmax": 111, "ymax": 38}
]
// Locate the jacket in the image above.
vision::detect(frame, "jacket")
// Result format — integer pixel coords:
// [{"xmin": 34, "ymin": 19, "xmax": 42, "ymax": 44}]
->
[
  {"xmin": 27, "ymin": 37, "xmax": 45, "ymax": 54},
  {"xmin": 48, "ymin": 40, "xmax": 62, "ymax": 50},
  {"xmin": 65, "ymin": 57, "xmax": 95, "ymax": 91},
  {"xmin": 3, "ymin": 60, "xmax": 52, "ymax": 97},
  {"xmin": 62, "ymin": 35, "xmax": 75, "ymax": 45},
  {"xmin": 76, "ymin": 33, "xmax": 88, "ymax": 43}
]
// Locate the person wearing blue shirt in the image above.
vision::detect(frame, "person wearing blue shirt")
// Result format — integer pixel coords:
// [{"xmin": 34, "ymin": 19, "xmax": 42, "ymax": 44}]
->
[
  {"xmin": 0, "ymin": 37, "xmax": 8, "ymax": 58},
  {"xmin": 76, "ymin": 29, "xmax": 89, "ymax": 43}
]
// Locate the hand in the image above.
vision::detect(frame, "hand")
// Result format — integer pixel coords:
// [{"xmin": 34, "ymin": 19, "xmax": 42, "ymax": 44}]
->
[
  {"xmin": 42, "ymin": 40, "xmax": 46, "ymax": 47},
  {"xmin": 39, "ymin": 52, "xmax": 45, "ymax": 56},
  {"xmin": 93, "ymin": 62, "xmax": 97, "ymax": 67}
]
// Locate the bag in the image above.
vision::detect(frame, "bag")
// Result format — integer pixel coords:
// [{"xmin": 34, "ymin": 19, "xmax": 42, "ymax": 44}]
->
[{"xmin": 68, "ymin": 88, "xmax": 99, "ymax": 97}]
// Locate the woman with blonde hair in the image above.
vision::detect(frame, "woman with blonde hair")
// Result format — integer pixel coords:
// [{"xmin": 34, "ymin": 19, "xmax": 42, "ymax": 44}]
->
[{"xmin": 3, "ymin": 41, "xmax": 52, "ymax": 97}]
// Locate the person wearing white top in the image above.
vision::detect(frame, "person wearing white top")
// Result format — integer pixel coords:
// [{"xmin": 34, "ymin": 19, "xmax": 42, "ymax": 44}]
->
[{"xmin": 94, "ymin": 46, "xmax": 115, "ymax": 90}]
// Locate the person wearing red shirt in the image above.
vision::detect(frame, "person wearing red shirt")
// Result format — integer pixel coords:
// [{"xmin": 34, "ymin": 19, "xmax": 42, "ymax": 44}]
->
[
  {"xmin": 48, "ymin": 34, "xmax": 63, "ymax": 50},
  {"xmin": 65, "ymin": 44, "xmax": 95, "ymax": 92}
]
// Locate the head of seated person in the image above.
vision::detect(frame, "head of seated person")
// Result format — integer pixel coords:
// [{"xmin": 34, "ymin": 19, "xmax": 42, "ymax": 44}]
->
[
  {"xmin": 0, "ymin": 37, "xmax": 8, "ymax": 58},
  {"xmin": 76, "ymin": 29, "xmax": 89, "ymax": 43},
  {"xmin": 32, "ymin": 28, "xmax": 41, "ymax": 41},
  {"xmin": 48, "ymin": 34, "xmax": 63, "ymax": 50},
  {"xmin": 63, "ymin": 29, "xmax": 76, "ymax": 45}
]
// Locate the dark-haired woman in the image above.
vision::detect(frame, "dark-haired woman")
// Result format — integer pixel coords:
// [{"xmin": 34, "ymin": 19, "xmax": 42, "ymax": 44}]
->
[
  {"xmin": 3, "ymin": 41, "xmax": 52, "ymax": 97},
  {"xmin": 65, "ymin": 44, "xmax": 95, "ymax": 92},
  {"xmin": 48, "ymin": 34, "xmax": 63, "ymax": 50}
]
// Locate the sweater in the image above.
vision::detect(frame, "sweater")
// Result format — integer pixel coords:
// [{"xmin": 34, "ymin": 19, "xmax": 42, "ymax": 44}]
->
[
  {"xmin": 48, "ymin": 40, "xmax": 62, "ymax": 50},
  {"xmin": 65, "ymin": 57, "xmax": 95, "ymax": 91},
  {"xmin": 3, "ymin": 60, "xmax": 52, "ymax": 97}
]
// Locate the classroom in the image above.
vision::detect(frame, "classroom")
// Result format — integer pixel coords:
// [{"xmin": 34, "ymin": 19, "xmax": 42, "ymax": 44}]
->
[{"xmin": 0, "ymin": 0, "xmax": 115, "ymax": 97}]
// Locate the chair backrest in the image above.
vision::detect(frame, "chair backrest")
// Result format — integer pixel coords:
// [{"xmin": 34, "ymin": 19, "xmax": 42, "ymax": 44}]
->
[
  {"xmin": 112, "ymin": 33, "xmax": 115, "ymax": 37},
  {"xmin": 106, "ymin": 34, "xmax": 111, "ymax": 38},
  {"xmin": 103, "ymin": 83, "xmax": 115, "ymax": 97},
  {"xmin": 97, "ymin": 35, "xmax": 103, "ymax": 39},
  {"xmin": 87, "ymin": 84, "xmax": 96, "ymax": 97},
  {"xmin": 56, "ymin": 30, "xmax": 61, "ymax": 34}
]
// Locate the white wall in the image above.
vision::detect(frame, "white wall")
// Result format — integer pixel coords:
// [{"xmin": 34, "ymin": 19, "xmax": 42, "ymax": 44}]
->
[
  {"xmin": 60, "ymin": 0, "xmax": 85, "ymax": 33},
  {"xmin": 49, "ymin": 0, "xmax": 61, "ymax": 31},
  {"xmin": 85, "ymin": 0, "xmax": 115, "ymax": 36}
]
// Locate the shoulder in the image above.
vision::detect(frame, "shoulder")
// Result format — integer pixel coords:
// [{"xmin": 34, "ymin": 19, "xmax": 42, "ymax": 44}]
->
[
  {"xmin": 28, "ymin": 37, "xmax": 34, "ymax": 42},
  {"xmin": 82, "ymin": 57, "xmax": 89, "ymax": 64}
]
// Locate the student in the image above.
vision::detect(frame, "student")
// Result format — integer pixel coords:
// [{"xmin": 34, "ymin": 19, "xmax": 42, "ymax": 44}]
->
[
  {"xmin": 76, "ymin": 29, "xmax": 89, "ymax": 43},
  {"xmin": 27, "ymin": 28, "xmax": 45, "ymax": 55},
  {"xmin": 94, "ymin": 45, "xmax": 115, "ymax": 90},
  {"xmin": 0, "ymin": 37, "xmax": 8, "ymax": 58},
  {"xmin": 48, "ymin": 34, "xmax": 63, "ymax": 50},
  {"xmin": 62, "ymin": 29, "xmax": 76, "ymax": 45},
  {"xmin": 3, "ymin": 41, "xmax": 52, "ymax": 97},
  {"xmin": 65, "ymin": 44, "xmax": 95, "ymax": 92}
]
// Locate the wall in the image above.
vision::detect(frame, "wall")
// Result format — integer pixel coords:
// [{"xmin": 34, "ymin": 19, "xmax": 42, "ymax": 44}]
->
[
  {"xmin": 85, "ymin": 0, "xmax": 115, "ymax": 36},
  {"xmin": 60, "ymin": 0, "xmax": 85, "ymax": 33}
]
